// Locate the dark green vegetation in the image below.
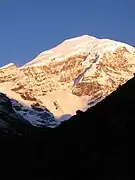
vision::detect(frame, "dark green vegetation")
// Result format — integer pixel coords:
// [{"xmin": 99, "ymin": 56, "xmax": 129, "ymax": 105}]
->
[{"xmin": 0, "ymin": 75, "xmax": 134, "ymax": 178}]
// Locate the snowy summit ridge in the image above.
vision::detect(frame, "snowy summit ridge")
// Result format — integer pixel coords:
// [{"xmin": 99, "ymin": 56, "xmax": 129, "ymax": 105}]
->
[{"xmin": 23, "ymin": 35, "xmax": 134, "ymax": 67}]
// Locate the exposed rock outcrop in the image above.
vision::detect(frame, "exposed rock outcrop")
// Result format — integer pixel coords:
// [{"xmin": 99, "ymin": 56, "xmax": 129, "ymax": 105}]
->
[{"xmin": 0, "ymin": 92, "xmax": 58, "ymax": 129}]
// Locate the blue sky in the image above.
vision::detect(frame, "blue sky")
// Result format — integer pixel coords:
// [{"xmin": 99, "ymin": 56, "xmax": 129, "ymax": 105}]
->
[{"xmin": 0, "ymin": 0, "xmax": 135, "ymax": 66}]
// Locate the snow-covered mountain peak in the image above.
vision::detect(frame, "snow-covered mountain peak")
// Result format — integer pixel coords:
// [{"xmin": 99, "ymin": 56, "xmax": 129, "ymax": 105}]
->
[
  {"xmin": 0, "ymin": 34, "xmax": 135, "ymax": 127},
  {"xmin": 63, "ymin": 35, "xmax": 96, "ymax": 43},
  {"xmin": 23, "ymin": 35, "xmax": 134, "ymax": 68}
]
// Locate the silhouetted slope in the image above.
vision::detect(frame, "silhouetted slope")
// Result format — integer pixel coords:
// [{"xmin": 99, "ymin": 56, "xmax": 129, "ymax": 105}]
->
[{"xmin": 0, "ymin": 76, "xmax": 134, "ymax": 178}]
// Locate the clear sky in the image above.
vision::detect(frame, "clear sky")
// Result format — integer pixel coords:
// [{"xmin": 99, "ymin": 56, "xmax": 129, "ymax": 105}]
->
[{"xmin": 0, "ymin": 0, "xmax": 135, "ymax": 66}]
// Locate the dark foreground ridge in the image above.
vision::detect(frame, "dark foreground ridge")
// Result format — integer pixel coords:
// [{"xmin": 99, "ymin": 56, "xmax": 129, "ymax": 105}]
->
[{"xmin": 0, "ymin": 76, "xmax": 134, "ymax": 178}]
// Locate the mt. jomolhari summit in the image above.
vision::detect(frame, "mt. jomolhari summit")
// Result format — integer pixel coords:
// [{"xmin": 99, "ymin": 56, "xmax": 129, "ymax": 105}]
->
[
  {"xmin": 0, "ymin": 35, "xmax": 135, "ymax": 127},
  {"xmin": 0, "ymin": 35, "xmax": 135, "ymax": 177}
]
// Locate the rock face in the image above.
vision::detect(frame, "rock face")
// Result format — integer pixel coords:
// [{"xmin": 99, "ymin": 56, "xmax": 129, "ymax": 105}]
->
[
  {"xmin": 11, "ymin": 98, "xmax": 58, "ymax": 128},
  {"xmin": 0, "ymin": 35, "xmax": 135, "ymax": 124},
  {"xmin": 0, "ymin": 63, "xmax": 20, "ymax": 83},
  {"xmin": 0, "ymin": 92, "xmax": 30, "ymax": 135},
  {"xmin": 0, "ymin": 92, "xmax": 58, "ymax": 129}
]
